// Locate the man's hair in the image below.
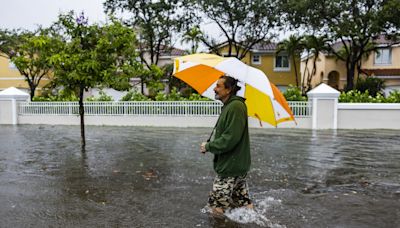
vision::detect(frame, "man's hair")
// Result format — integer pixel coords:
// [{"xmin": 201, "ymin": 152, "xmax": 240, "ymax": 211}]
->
[{"xmin": 220, "ymin": 74, "xmax": 241, "ymax": 95}]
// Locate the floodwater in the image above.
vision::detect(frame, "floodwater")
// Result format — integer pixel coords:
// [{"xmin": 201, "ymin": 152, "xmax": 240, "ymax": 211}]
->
[{"xmin": 0, "ymin": 125, "xmax": 399, "ymax": 228}]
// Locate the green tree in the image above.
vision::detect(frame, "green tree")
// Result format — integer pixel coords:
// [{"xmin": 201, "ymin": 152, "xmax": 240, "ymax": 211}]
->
[
  {"xmin": 104, "ymin": 0, "xmax": 194, "ymax": 93},
  {"xmin": 0, "ymin": 29, "xmax": 62, "ymax": 100},
  {"xmin": 50, "ymin": 12, "xmax": 140, "ymax": 149},
  {"xmin": 282, "ymin": 0, "xmax": 400, "ymax": 91},
  {"xmin": 181, "ymin": 26, "xmax": 203, "ymax": 54},
  {"xmin": 193, "ymin": 0, "xmax": 279, "ymax": 59},
  {"xmin": 277, "ymin": 35, "xmax": 304, "ymax": 88},
  {"xmin": 302, "ymin": 35, "xmax": 330, "ymax": 93},
  {"xmin": 0, "ymin": 29, "xmax": 20, "ymax": 58}
]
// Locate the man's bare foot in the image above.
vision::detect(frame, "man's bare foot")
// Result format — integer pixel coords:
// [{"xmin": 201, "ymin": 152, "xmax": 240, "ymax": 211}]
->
[
  {"xmin": 245, "ymin": 203, "xmax": 254, "ymax": 209},
  {"xmin": 211, "ymin": 207, "xmax": 224, "ymax": 215}
]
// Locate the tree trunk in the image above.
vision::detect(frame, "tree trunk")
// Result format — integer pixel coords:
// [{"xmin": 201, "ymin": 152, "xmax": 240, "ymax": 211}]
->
[
  {"xmin": 307, "ymin": 56, "xmax": 318, "ymax": 93},
  {"xmin": 29, "ymin": 86, "xmax": 36, "ymax": 101},
  {"xmin": 141, "ymin": 80, "xmax": 145, "ymax": 94},
  {"xmin": 79, "ymin": 85, "xmax": 86, "ymax": 150},
  {"xmin": 346, "ymin": 63, "xmax": 356, "ymax": 91},
  {"xmin": 293, "ymin": 57, "xmax": 299, "ymax": 87},
  {"xmin": 27, "ymin": 80, "xmax": 36, "ymax": 101},
  {"xmin": 301, "ymin": 52, "xmax": 310, "ymax": 95}
]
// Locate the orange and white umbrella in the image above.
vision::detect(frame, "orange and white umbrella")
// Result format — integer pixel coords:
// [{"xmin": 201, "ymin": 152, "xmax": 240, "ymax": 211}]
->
[{"xmin": 173, "ymin": 53, "xmax": 295, "ymax": 127}]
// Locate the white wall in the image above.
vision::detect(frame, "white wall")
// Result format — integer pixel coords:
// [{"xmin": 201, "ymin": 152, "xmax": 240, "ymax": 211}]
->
[
  {"xmin": 338, "ymin": 104, "xmax": 400, "ymax": 129},
  {"xmin": 18, "ymin": 115, "xmax": 311, "ymax": 128}
]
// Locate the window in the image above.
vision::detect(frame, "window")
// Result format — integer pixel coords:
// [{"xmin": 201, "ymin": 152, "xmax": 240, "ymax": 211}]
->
[
  {"xmin": 374, "ymin": 48, "xmax": 391, "ymax": 65},
  {"xmin": 252, "ymin": 54, "xmax": 261, "ymax": 65},
  {"xmin": 274, "ymin": 54, "xmax": 290, "ymax": 71}
]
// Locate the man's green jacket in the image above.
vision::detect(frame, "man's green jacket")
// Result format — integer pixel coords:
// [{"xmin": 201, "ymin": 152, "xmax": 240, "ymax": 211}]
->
[{"xmin": 205, "ymin": 95, "xmax": 251, "ymax": 177}]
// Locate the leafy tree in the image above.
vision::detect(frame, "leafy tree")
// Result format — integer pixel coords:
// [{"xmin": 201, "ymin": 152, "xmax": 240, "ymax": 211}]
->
[
  {"xmin": 181, "ymin": 26, "xmax": 203, "ymax": 54},
  {"xmin": 0, "ymin": 29, "xmax": 62, "ymax": 100},
  {"xmin": 281, "ymin": 0, "xmax": 400, "ymax": 91},
  {"xmin": 277, "ymin": 35, "xmax": 304, "ymax": 87},
  {"xmin": 104, "ymin": 0, "xmax": 194, "ymax": 93},
  {"xmin": 0, "ymin": 29, "xmax": 20, "ymax": 58},
  {"xmin": 302, "ymin": 35, "xmax": 330, "ymax": 93},
  {"xmin": 50, "ymin": 11, "xmax": 140, "ymax": 148},
  {"xmin": 193, "ymin": 0, "xmax": 280, "ymax": 59}
]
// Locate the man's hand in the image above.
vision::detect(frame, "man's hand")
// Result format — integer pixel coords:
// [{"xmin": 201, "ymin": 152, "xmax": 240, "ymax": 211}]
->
[{"xmin": 200, "ymin": 142, "xmax": 207, "ymax": 154}]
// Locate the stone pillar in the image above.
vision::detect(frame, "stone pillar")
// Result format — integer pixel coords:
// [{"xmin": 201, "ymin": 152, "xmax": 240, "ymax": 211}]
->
[
  {"xmin": 307, "ymin": 83, "xmax": 340, "ymax": 129},
  {"xmin": 0, "ymin": 87, "xmax": 30, "ymax": 125}
]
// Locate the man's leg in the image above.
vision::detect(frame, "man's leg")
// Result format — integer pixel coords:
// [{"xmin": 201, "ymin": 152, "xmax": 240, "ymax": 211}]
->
[
  {"xmin": 207, "ymin": 175, "xmax": 235, "ymax": 215},
  {"xmin": 231, "ymin": 174, "xmax": 253, "ymax": 209}
]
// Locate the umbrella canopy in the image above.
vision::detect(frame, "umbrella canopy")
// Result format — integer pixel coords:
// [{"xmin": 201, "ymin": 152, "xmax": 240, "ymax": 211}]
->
[{"xmin": 173, "ymin": 53, "xmax": 295, "ymax": 127}]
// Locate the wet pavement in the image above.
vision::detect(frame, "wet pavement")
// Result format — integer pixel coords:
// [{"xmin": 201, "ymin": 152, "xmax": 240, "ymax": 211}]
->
[{"xmin": 0, "ymin": 125, "xmax": 399, "ymax": 227}]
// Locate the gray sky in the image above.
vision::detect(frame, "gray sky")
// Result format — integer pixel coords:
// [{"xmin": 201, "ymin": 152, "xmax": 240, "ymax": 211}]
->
[
  {"xmin": 0, "ymin": 0, "xmax": 290, "ymax": 51},
  {"xmin": 0, "ymin": 0, "xmax": 107, "ymax": 30},
  {"xmin": 0, "ymin": 0, "xmax": 196, "ymax": 49}
]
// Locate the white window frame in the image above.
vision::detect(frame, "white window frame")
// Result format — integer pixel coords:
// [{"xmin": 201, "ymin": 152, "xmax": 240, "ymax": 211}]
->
[
  {"xmin": 274, "ymin": 54, "xmax": 290, "ymax": 72},
  {"xmin": 374, "ymin": 48, "xmax": 392, "ymax": 65},
  {"xmin": 251, "ymin": 54, "xmax": 261, "ymax": 65}
]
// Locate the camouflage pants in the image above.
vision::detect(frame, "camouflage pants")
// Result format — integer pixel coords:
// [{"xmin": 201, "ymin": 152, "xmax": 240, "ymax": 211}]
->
[{"xmin": 208, "ymin": 174, "xmax": 252, "ymax": 209}]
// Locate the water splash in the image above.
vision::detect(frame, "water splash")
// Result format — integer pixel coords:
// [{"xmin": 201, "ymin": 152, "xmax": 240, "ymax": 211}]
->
[
  {"xmin": 201, "ymin": 197, "xmax": 286, "ymax": 227},
  {"xmin": 226, "ymin": 197, "xmax": 285, "ymax": 227}
]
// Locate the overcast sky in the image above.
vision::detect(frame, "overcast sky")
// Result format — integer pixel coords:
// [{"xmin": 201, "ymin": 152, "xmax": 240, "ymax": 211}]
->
[
  {"xmin": 0, "ymin": 0, "xmax": 199, "ymax": 49},
  {"xmin": 0, "ymin": 0, "xmax": 107, "ymax": 30},
  {"xmin": 0, "ymin": 0, "xmax": 290, "ymax": 51}
]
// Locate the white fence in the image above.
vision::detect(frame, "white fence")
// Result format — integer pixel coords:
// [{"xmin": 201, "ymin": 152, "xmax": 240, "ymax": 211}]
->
[
  {"xmin": 4, "ymin": 84, "xmax": 400, "ymax": 129},
  {"xmin": 18, "ymin": 101, "xmax": 312, "ymax": 117}
]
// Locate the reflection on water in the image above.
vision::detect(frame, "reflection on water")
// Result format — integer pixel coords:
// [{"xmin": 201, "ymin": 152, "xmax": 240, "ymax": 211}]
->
[{"xmin": 0, "ymin": 125, "xmax": 399, "ymax": 227}]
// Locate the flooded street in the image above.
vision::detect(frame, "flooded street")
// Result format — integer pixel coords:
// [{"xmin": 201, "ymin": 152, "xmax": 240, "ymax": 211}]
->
[{"xmin": 0, "ymin": 125, "xmax": 399, "ymax": 227}]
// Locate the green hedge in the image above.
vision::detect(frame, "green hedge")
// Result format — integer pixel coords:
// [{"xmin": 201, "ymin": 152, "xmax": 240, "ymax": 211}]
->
[{"xmin": 339, "ymin": 90, "xmax": 400, "ymax": 103}]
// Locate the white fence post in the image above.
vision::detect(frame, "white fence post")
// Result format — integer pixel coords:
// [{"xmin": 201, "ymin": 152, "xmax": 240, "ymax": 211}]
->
[
  {"xmin": 0, "ymin": 87, "xmax": 30, "ymax": 125},
  {"xmin": 307, "ymin": 83, "xmax": 340, "ymax": 129}
]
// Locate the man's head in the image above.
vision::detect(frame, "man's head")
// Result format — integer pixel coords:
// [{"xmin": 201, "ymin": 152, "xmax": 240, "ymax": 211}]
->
[{"xmin": 214, "ymin": 75, "xmax": 241, "ymax": 103}]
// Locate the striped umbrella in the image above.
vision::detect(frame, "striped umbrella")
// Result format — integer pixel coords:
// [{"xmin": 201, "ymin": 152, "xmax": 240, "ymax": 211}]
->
[{"xmin": 173, "ymin": 53, "xmax": 295, "ymax": 127}]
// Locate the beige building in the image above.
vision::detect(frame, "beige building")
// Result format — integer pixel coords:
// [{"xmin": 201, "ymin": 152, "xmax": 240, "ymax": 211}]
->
[
  {"xmin": 301, "ymin": 38, "xmax": 400, "ymax": 94},
  {"xmin": 130, "ymin": 46, "xmax": 187, "ymax": 95},
  {"xmin": 0, "ymin": 55, "xmax": 28, "ymax": 92},
  {"xmin": 361, "ymin": 44, "xmax": 400, "ymax": 95},
  {"xmin": 215, "ymin": 42, "xmax": 300, "ymax": 91},
  {"xmin": 0, "ymin": 54, "xmax": 50, "ymax": 96}
]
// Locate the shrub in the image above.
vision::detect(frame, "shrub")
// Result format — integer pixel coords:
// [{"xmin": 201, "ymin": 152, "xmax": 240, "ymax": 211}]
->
[
  {"xmin": 186, "ymin": 93, "xmax": 211, "ymax": 101},
  {"xmin": 32, "ymin": 89, "xmax": 79, "ymax": 101},
  {"xmin": 120, "ymin": 90, "xmax": 151, "ymax": 101},
  {"xmin": 386, "ymin": 90, "xmax": 400, "ymax": 103},
  {"xmin": 339, "ymin": 90, "xmax": 373, "ymax": 103},
  {"xmin": 155, "ymin": 87, "xmax": 184, "ymax": 101},
  {"xmin": 85, "ymin": 90, "xmax": 114, "ymax": 101},
  {"xmin": 283, "ymin": 85, "xmax": 307, "ymax": 101},
  {"xmin": 339, "ymin": 90, "xmax": 388, "ymax": 103},
  {"xmin": 356, "ymin": 77, "xmax": 385, "ymax": 97}
]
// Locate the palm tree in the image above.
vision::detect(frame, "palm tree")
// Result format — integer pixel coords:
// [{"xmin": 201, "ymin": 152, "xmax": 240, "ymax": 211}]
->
[
  {"xmin": 181, "ymin": 26, "xmax": 203, "ymax": 54},
  {"xmin": 277, "ymin": 35, "xmax": 304, "ymax": 87},
  {"xmin": 302, "ymin": 35, "xmax": 330, "ymax": 93}
]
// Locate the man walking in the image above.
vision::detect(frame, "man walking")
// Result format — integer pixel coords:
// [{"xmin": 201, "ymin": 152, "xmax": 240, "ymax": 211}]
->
[{"xmin": 200, "ymin": 74, "xmax": 253, "ymax": 215}]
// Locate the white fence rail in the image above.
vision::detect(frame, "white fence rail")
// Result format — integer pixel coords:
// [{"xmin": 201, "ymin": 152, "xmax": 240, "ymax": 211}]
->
[{"xmin": 18, "ymin": 101, "xmax": 311, "ymax": 117}]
